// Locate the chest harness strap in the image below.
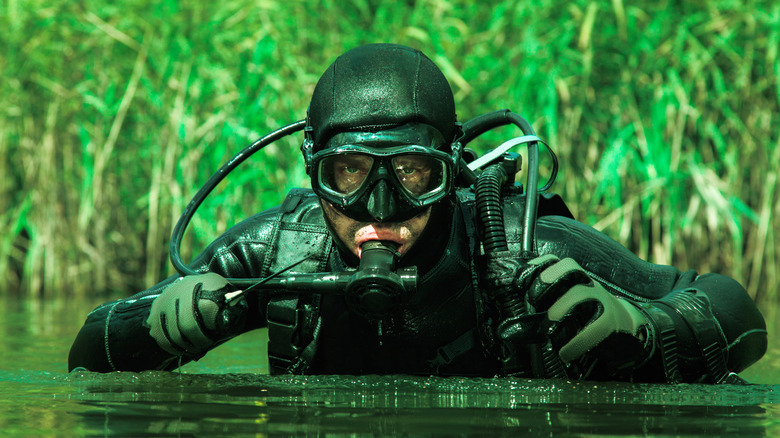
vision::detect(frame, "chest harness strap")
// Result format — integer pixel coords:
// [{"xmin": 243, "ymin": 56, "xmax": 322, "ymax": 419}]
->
[{"xmin": 265, "ymin": 190, "xmax": 332, "ymax": 374}]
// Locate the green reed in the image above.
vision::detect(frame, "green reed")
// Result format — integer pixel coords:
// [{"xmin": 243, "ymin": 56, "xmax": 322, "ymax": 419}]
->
[{"xmin": 1, "ymin": 0, "xmax": 778, "ymax": 307}]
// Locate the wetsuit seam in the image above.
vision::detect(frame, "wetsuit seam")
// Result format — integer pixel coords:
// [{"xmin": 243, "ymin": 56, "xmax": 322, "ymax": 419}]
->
[
  {"xmin": 103, "ymin": 294, "xmax": 160, "ymax": 371},
  {"xmin": 104, "ymin": 301, "xmax": 120, "ymax": 372},
  {"xmin": 216, "ymin": 238, "xmax": 270, "ymax": 253},
  {"xmin": 88, "ymin": 301, "xmax": 117, "ymax": 316},
  {"xmin": 586, "ymin": 270, "xmax": 651, "ymax": 303},
  {"xmin": 725, "ymin": 328, "xmax": 768, "ymax": 351}
]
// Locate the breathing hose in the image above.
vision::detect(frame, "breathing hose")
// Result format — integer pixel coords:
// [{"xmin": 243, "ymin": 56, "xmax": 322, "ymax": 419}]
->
[
  {"xmin": 470, "ymin": 110, "xmax": 565, "ymax": 378},
  {"xmin": 475, "ymin": 165, "xmax": 510, "ymax": 253},
  {"xmin": 170, "ymin": 119, "xmax": 305, "ymax": 284},
  {"xmin": 466, "ymin": 109, "xmax": 550, "ymax": 257}
]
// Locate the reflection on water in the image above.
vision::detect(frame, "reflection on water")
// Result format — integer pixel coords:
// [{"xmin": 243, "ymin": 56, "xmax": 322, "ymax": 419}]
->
[
  {"xmin": 0, "ymin": 297, "xmax": 778, "ymax": 437},
  {"xmin": 59, "ymin": 373, "xmax": 780, "ymax": 436},
  {"xmin": 4, "ymin": 370, "xmax": 780, "ymax": 437}
]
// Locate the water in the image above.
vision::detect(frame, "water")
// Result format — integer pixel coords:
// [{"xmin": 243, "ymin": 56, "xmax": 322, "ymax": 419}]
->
[{"xmin": 1, "ymin": 297, "xmax": 779, "ymax": 437}]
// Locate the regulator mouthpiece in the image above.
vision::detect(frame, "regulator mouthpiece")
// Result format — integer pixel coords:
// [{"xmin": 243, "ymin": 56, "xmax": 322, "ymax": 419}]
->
[{"xmin": 345, "ymin": 241, "xmax": 416, "ymax": 319}]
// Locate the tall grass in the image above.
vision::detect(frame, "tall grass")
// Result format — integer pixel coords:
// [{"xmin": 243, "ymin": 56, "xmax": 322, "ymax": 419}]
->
[{"xmin": 1, "ymin": 0, "xmax": 778, "ymax": 307}]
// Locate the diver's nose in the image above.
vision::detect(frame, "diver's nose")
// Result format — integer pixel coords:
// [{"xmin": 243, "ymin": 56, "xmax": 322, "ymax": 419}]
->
[{"xmin": 366, "ymin": 180, "xmax": 397, "ymax": 221}]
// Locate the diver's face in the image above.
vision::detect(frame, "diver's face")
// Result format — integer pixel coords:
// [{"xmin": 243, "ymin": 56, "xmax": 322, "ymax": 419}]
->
[{"xmin": 320, "ymin": 200, "xmax": 431, "ymax": 258}]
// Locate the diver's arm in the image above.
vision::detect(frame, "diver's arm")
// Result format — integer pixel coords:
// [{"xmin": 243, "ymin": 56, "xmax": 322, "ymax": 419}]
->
[
  {"xmin": 68, "ymin": 282, "xmax": 184, "ymax": 372},
  {"xmin": 68, "ymin": 211, "xmax": 277, "ymax": 373},
  {"xmin": 68, "ymin": 272, "xmax": 261, "ymax": 373},
  {"xmin": 531, "ymin": 216, "xmax": 767, "ymax": 382}
]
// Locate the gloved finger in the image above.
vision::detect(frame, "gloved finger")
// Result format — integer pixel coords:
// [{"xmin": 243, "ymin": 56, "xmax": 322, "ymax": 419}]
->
[
  {"xmin": 547, "ymin": 301, "xmax": 600, "ymax": 352},
  {"xmin": 150, "ymin": 309, "xmax": 186, "ymax": 355},
  {"xmin": 518, "ymin": 254, "xmax": 561, "ymax": 289},
  {"xmin": 166, "ymin": 298, "xmax": 196, "ymax": 353},
  {"xmin": 549, "ymin": 283, "xmax": 648, "ymax": 363},
  {"xmin": 180, "ymin": 273, "xmax": 232, "ymax": 348},
  {"xmin": 497, "ymin": 312, "xmax": 550, "ymax": 345},
  {"xmin": 548, "ymin": 283, "xmax": 615, "ymax": 363},
  {"xmin": 178, "ymin": 283, "xmax": 217, "ymax": 352},
  {"xmin": 160, "ymin": 295, "xmax": 207, "ymax": 355},
  {"xmin": 556, "ymin": 302, "xmax": 612, "ymax": 363},
  {"xmin": 528, "ymin": 253, "xmax": 560, "ymax": 267},
  {"xmin": 147, "ymin": 274, "xmax": 228, "ymax": 356},
  {"xmin": 195, "ymin": 272, "xmax": 229, "ymax": 292},
  {"xmin": 527, "ymin": 258, "xmax": 591, "ymax": 311},
  {"xmin": 148, "ymin": 283, "xmax": 191, "ymax": 355},
  {"xmin": 196, "ymin": 287, "xmax": 229, "ymax": 333}
]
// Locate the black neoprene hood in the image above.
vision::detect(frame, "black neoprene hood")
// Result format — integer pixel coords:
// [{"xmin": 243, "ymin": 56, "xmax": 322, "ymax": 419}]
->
[{"xmin": 307, "ymin": 43, "xmax": 458, "ymax": 149}]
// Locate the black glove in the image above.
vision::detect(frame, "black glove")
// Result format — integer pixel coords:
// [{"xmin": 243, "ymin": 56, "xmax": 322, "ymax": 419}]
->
[
  {"xmin": 483, "ymin": 252, "xmax": 563, "ymax": 376},
  {"xmin": 526, "ymin": 256, "xmax": 652, "ymax": 379},
  {"xmin": 482, "ymin": 251, "xmax": 556, "ymax": 318},
  {"xmin": 146, "ymin": 273, "xmax": 248, "ymax": 357}
]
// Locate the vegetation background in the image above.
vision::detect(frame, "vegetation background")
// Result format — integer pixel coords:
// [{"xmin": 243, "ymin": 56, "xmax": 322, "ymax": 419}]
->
[{"xmin": 2, "ymin": 0, "xmax": 778, "ymax": 312}]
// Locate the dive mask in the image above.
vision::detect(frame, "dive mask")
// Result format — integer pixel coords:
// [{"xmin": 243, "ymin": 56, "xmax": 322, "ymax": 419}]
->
[{"xmin": 310, "ymin": 126, "xmax": 458, "ymax": 222}]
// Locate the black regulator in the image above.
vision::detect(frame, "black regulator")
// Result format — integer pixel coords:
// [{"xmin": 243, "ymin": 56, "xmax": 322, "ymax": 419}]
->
[{"xmin": 169, "ymin": 110, "xmax": 557, "ymax": 321}]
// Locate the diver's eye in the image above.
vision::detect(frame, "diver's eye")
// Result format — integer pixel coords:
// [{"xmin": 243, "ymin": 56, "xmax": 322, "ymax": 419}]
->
[{"xmin": 321, "ymin": 154, "xmax": 374, "ymax": 195}]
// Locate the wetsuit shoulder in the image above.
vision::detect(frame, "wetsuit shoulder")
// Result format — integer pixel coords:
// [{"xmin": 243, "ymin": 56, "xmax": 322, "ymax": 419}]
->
[
  {"xmin": 68, "ymin": 189, "xmax": 326, "ymax": 373},
  {"xmin": 191, "ymin": 188, "xmax": 326, "ymax": 278},
  {"xmin": 532, "ymin": 215, "xmax": 682, "ymax": 300}
]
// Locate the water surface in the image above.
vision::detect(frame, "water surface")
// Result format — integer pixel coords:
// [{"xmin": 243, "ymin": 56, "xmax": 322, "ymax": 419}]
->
[{"xmin": 1, "ymin": 297, "xmax": 778, "ymax": 436}]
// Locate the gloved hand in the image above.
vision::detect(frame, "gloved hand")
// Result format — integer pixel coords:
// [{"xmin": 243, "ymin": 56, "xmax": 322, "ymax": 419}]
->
[
  {"xmin": 526, "ymin": 256, "xmax": 652, "ymax": 378},
  {"xmin": 483, "ymin": 252, "xmax": 563, "ymax": 316},
  {"xmin": 484, "ymin": 252, "xmax": 563, "ymax": 375},
  {"xmin": 146, "ymin": 273, "xmax": 248, "ymax": 357}
]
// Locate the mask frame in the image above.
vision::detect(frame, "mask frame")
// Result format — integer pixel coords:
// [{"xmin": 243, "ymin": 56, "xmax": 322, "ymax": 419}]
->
[{"xmin": 311, "ymin": 144, "xmax": 455, "ymax": 222}]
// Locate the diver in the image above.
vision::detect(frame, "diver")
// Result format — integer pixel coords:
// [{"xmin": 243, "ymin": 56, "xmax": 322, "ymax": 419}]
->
[{"xmin": 68, "ymin": 43, "xmax": 767, "ymax": 382}]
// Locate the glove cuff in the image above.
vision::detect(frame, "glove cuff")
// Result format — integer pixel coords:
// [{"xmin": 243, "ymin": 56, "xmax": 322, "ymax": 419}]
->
[
  {"xmin": 638, "ymin": 303, "xmax": 681, "ymax": 383},
  {"xmin": 642, "ymin": 290, "xmax": 739, "ymax": 384}
]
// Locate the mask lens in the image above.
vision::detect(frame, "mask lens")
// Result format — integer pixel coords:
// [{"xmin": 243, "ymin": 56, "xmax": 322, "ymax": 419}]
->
[
  {"xmin": 319, "ymin": 154, "xmax": 374, "ymax": 196},
  {"xmin": 392, "ymin": 154, "xmax": 446, "ymax": 198}
]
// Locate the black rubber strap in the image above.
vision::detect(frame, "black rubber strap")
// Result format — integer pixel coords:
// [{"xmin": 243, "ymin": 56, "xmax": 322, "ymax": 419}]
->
[
  {"xmin": 429, "ymin": 327, "xmax": 479, "ymax": 371},
  {"xmin": 642, "ymin": 304, "xmax": 681, "ymax": 383},
  {"xmin": 266, "ymin": 296, "xmax": 302, "ymax": 373},
  {"xmin": 654, "ymin": 290, "xmax": 731, "ymax": 383}
]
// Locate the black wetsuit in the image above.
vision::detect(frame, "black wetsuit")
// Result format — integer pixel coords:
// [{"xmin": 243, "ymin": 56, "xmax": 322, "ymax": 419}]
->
[{"xmin": 68, "ymin": 189, "xmax": 767, "ymax": 381}]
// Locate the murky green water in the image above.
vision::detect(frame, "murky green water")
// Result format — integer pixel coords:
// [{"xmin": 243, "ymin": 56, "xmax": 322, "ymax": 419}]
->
[{"xmin": 1, "ymin": 297, "xmax": 778, "ymax": 437}]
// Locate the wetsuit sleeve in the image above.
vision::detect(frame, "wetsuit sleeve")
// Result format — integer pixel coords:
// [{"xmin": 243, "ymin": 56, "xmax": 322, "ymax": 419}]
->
[
  {"xmin": 533, "ymin": 215, "xmax": 767, "ymax": 382},
  {"xmin": 682, "ymin": 273, "xmax": 768, "ymax": 373},
  {"xmin": 68, "ymin": 284, "xmax": 182, "ymax": 372},
  {"xmin": 635, "ymin": 272, "xmax": 768, "ymax": 382},
  {"xmin": 67, "ymin": 210, "xmax": 278, "ymax": 372}
]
